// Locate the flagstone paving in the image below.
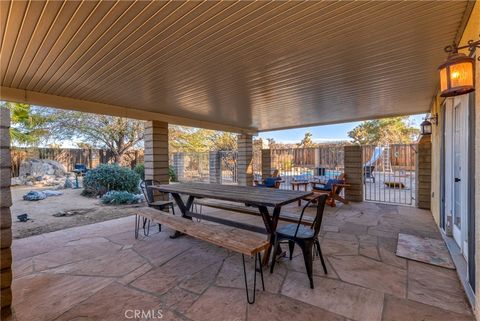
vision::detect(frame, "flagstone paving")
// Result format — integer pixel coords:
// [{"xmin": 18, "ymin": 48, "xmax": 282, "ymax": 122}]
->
[{"xmin": 8, "ymin": 201, "xmax": 474, "ymax": 321}]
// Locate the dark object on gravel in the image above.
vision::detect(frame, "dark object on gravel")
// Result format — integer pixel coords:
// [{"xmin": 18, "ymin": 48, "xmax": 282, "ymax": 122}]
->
[{"xmin": 17, "ymin": 214, "xmax": 30, "ymax": 222}]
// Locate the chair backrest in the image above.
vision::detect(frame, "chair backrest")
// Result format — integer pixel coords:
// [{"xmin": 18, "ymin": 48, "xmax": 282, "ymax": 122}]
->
[
  {"xmin": 294, "ymin": 194, "xmax": 328, "ymax": 238},
  {"xmin": 75, "ymin": 163, "xmax": 87, "ymax": 171},
  {"xmin": 271, "ymin": 169, "xmax": 279, "ymax": 177},
  {"xmin": 140, "ymin": 180, "xmax": 161, "ymax": 204}
]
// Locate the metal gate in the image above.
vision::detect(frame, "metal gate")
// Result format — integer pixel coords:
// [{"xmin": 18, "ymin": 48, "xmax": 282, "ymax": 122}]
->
[
  {"xmin": 219, "ymin": 150, "xmax": 237, "ymax": 184},
  {"xmin": 362, "ymin": 144, "xmax": 417, "ymax": 206}
]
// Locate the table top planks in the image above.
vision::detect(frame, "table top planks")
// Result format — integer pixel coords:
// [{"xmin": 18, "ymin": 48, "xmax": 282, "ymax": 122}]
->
[{"xmin": 151, "ymin": 182, "xmax": 313, "ymax": 207}]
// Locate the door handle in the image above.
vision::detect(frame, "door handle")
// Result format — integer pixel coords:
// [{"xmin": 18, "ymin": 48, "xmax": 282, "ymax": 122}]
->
[{"xmin": 455, "ymin": 178, "xmax": 461, "ymax": 182}]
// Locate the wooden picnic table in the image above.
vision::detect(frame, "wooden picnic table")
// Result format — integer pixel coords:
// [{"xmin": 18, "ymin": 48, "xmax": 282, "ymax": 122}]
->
[{"xmin": 150, "ymin": 182, "xmax": 313, "ymax": 265}]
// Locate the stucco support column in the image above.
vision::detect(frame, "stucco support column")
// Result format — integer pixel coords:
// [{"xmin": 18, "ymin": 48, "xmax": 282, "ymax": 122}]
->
[
  {"xmin": 209, "ymin": 151, "xmax": 221, "ymax": 184},
  {"xmin": 261, "ymin": 149, "xmax": 272, "ymax": 179},
  {"xmin": 417, "ymin": 135, "xmax": 432, "ymax": 210},
  {"xmin": 144, "ymin": 120, "xmax": 169, "ymax": 188},
  {"xmin": 0, "ymin": 107, "xmax": 12, "ymax": 318},
  {"xmin": 343, "ymin": 145, "xmax": 363, "ymax": 202},
  {"xmin": 237, "ymin": 134, "xmax": 253, "ymax": 186}
]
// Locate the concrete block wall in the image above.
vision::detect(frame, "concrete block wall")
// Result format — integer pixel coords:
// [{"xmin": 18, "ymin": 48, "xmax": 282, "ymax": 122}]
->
[
  {"xmin": 172, "ymin": 153, "xmax": 185, "ymax": 181},
  {"xmin": 237, "ymin": 134, "xmax": 253, "ymax": 186},
  {"xmin": 144, "ymin": 121, "xmax": 169, "ymax": 184},
  {"xmin": 343, "ymin": 145, "xmax": 363, "ymax": 202},
  {"xmin": 209, "ymin": 151, "xmax": 221, "ymax": 184},
  {"xmin": 417, "ymin": 135, "xmax": 432, "ymax": 210},
  {"xmin": 261, "ymin": 149, "xmax": 272, "ymax": 179},
  {"xmin": 0, "ymin": 107, "xmax": 12, "ymax": 319},
  {"xmin": 144, "ymin": 121, "xmax": 169, "ymax": 201}
]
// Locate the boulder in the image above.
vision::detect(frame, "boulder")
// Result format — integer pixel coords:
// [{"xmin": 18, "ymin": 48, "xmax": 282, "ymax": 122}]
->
[
  {"xmin": 19, "ymin": 159, "xmax": 66, "ymax": 178},
  {"xmin": 11, "ymin": 177, "xmax": 23, "ymax": 186}
]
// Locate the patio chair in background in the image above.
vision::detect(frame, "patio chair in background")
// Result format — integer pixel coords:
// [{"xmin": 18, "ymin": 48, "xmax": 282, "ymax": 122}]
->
[
  {"xmin": 73, "ymin": 163, "xmax": 88, "ymax": 175},
  {"xmin": 254, "ymin": 169, "xmax": 282, "ymax": 188},
  {"xmin": 270, "ymin": 194, "xmax": 328, "ymax": 289},
  {"xmin": 137, "ymin": 180, "xmax": 175, "ymax": 238},
  {"xmin": 309, "ymin": 173, "xmax": 349, "ymax": 207}
]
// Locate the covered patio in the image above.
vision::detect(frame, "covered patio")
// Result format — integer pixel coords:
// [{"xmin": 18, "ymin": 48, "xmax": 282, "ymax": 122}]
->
[
  {"xmin": 1, "ymin": 1, "xmax": 479, "ymax": 320},
  {"xmin": 11, "ymin": 202, "xmax": 473, "ymax": 321}
]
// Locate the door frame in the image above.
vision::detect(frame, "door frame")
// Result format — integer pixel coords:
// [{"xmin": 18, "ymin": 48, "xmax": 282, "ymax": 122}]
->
[{"xmin": 467, "ymin": 91, "xmax": 475, "ymax": 292}]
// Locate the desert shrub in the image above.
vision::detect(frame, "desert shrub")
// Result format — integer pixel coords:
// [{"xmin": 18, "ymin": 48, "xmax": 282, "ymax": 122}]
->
[
  {"xmin": 133, "ymin": 163, "xmax": 177, "ymax": 182},
  {"xmin": 134, "ymin": 163, "xmax": 145, "ymax": 180},
  {"xmin": 82, "ymin": 164, "xmax": 140, "ymax": 197},
  {"xmin": 101, "ymin": 190, "xmax": 143, "ymax": 205}
]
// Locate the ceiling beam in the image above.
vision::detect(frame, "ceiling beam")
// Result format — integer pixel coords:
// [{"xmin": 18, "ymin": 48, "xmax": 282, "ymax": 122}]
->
[
  {"xmin": 0, "ymin": 87, "xmax": 258, "ymax": 135},
  {"xmin": 256, "ymin": 109, "xmax": 428, "ymax": 133}
]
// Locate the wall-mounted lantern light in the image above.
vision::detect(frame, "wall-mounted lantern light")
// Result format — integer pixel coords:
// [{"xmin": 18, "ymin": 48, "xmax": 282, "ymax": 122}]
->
[
  {"xmin": 420, "ymin": 119, "xmax": 432, "ymax": 136},
  {"xmin": 439, "ymin": 35, "xmax": 479, "ymax": 97},
  {"xmin": 420, "ymin": 113, "xmax": 438, "ymax": 136}
]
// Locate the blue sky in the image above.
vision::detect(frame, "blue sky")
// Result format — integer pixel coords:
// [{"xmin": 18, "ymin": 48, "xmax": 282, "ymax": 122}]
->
[{"xmin": 258, "ymin": 114, "xmax": 425, "ymax": 144}]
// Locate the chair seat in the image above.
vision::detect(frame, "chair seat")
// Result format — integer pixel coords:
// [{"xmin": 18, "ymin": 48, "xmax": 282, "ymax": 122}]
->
[
  {"xmin": 277, "ymin": 224, "xmax": 315, "ymax": 239},
  {"xmin": 313, "ymin": 186, "xmax": 331, "ymax": 192}
]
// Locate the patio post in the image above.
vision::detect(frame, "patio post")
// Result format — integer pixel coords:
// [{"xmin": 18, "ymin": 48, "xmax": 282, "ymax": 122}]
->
[
  {"xmin": 209, "ymin": 151, "xmax": 221, "ymax": 184},
  {"xmin": 172, "ymin": 152, "xmax": 185, "ymax": 182},
  {"xmin": 417, "ymin": 135, "xmax": 432, "ymax": 209},
  {"xmin": 0, "ymin": 107, "xmax": 12, "ymax": 318},
  {"xmin": 237, "ymin": 134, "xmax": 253, "ymax": 186},
  {"xmin": 144, "ymin": 121, "xmax": 169, "ymax": 196},
  {"xmin": 343, "ymin": 145, "xmax": 363, "ymax": 202},
  {"xmin": 261, "ymin": 149, "xmax": 272, "ymax": 179}
]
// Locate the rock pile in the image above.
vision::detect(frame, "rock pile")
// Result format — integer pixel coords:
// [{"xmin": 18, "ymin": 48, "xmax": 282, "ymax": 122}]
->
[{"xmin": 11, "ymin": 159, "xmax": 71, "ymax": 187}]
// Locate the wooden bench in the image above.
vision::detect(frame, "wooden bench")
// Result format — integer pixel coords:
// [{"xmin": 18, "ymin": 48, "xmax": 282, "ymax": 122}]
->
[
  {"xmin": 134, "ymin": 208, "xmax": 269, "ymax": 303},
  {"xmin": 194, "ymin": 199, "xmax": 315, "ymax": 226}
]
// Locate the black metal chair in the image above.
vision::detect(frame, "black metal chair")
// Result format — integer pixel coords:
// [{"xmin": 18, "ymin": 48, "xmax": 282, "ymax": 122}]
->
[
  {"xmin": 136, "ymin": 180, "xmax": 175, "ymax": 238},
  {"xmin": 270, "ymin": 194, "xmax": 328, "ymax": 289}
]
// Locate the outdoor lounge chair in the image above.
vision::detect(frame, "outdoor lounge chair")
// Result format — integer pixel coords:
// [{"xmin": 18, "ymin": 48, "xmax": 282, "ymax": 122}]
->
[
  {"xmin": 137, "ymin": 180, "xmax": 175, "ymax": 238},
  {"xmin": 254, "ymin": 169, "xmax": 282, "ymax": 188},
  {"xmin": 270, "ymin": 194, "xmax": 328, "ymax": 289},
  {"xmin": 73, "ymin": 163, "xmax": 88, "ymax": 175},
  {"xmin": 308, "ymin": 173, "xmax": 349, "ymax": 207}
]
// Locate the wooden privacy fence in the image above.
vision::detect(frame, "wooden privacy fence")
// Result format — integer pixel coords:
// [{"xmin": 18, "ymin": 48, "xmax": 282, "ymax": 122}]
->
[
  {"xmin": 10, "ymin": 147, "xmax": 144, "ymax": 177},
  {"xmin": 362, "ymin": 144, "xmax": 416, "ymax": 170}
]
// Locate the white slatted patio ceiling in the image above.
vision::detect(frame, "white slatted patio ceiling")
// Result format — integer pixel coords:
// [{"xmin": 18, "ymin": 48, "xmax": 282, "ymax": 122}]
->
[{"xmin": 0, "ymin": 1, "xmax": 472, "ymax": 133}]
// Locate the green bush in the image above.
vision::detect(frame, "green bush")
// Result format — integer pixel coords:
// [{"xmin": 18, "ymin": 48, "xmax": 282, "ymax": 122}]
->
[
  {"xmin": 82, "ymin": 164, "xmax": 140, "ymax": 197},
  {"xmin": 169, "ymin": 165, "xmax": 177, "ymax": 182},
  {"xmin": 134, "ymin": 163, "xmax": 145, "ymax": 180},
  {"xmin": 101, "ymin": 190, "xmax": 143, "ymax": 205},
  {"xmin": 134, "ymin": 163, "xmax": 177, "ymax": 182}
]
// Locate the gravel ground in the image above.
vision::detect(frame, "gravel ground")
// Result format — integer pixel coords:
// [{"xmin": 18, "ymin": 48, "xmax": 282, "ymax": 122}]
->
[{"xmin": 10, "ymin": 185, "xmax": 144, "ymax": 239}]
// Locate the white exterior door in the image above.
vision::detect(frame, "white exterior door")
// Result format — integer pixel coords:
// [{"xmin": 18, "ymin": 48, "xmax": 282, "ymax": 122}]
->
[{"xmin": 446, "ymin": 96, "xmax": 468, "ymax": 259}]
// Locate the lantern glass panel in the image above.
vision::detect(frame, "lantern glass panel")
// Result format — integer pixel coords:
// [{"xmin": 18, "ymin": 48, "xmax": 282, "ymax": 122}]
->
[
  {"xmin": 439, "ymin": 67, "xmax": 448, "ymax": 92},
  {"xmin": 449, "ymin": 62, "xmax": 474, "ymax": 88}
]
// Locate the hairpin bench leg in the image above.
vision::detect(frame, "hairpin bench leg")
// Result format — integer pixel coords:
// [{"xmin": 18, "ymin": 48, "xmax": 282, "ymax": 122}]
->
[{"xmin": 242, "ymin": 253, "xmax": 265, "ymax": 304}]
